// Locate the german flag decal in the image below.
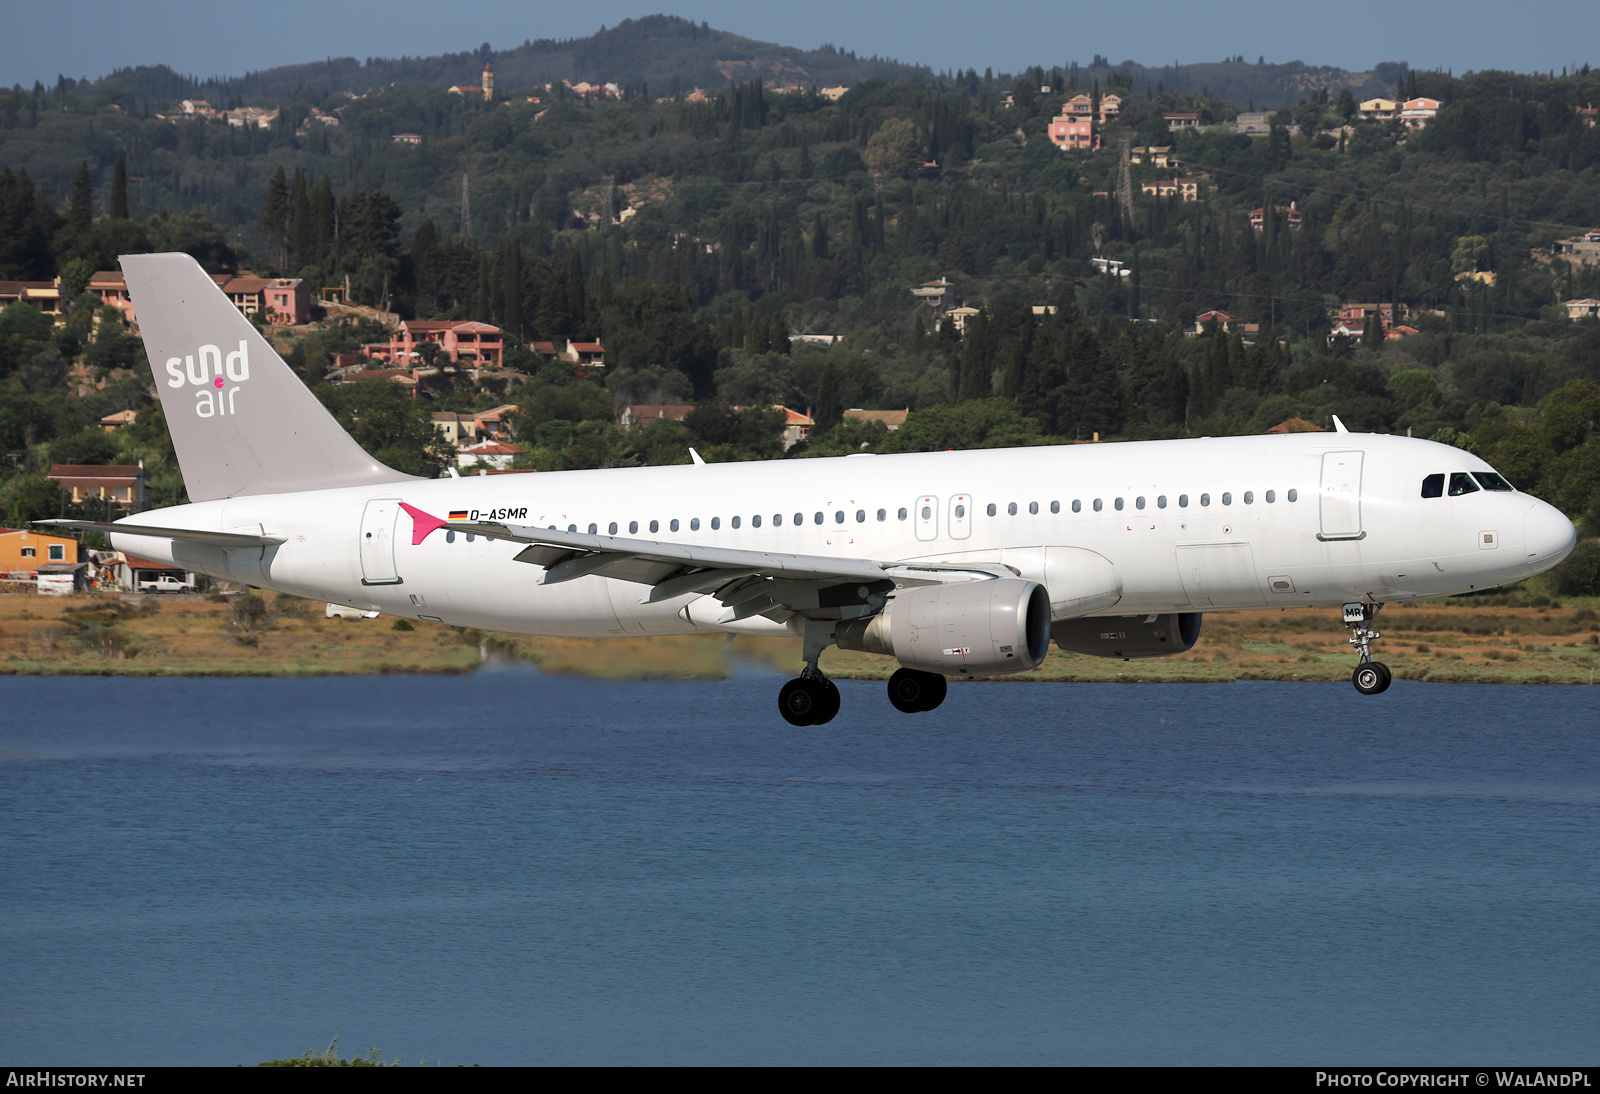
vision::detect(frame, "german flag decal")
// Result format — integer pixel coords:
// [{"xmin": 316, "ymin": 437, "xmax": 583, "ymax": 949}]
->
[{"xmin": 449, "ymin": 510, "xmax": 470, "ymax": 521}]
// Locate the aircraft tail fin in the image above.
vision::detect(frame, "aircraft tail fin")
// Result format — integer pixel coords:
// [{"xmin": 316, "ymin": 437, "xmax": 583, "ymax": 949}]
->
[{"xmin": 121, "ymin": 252, "xmax": 419, "ymax": 501}]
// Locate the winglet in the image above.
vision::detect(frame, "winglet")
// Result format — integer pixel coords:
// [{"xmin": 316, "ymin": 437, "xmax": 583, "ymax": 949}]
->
[
  {"xmin": 399, "ymin": 502, "xmax": 447, "ymax": 546},
  {"xmin": 1332, "ymin": 415, "xmax": 1349, "ymax": 433},
  {"xmin": 689, "ymin": 447, "xmax": 706, "ymax": 466}
]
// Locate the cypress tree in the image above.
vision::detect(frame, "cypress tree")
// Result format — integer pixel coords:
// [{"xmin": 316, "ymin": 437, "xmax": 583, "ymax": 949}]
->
[
  {"xmin": 107, "ymin": 157, "xmax": 128, "ymax": 220},
  {"xmin": 68, "ymin": 160, "xmax": 92, "ymax": 236}
]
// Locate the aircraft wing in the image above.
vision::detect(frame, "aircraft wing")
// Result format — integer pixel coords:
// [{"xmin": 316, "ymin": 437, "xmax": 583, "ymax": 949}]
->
[
  {"xmin": 401, "ymin": 503, "xmax": 1004, "ymax": 622},
  {"xmin": 35, "ymin": 519, "xmax": 287, "ymax": 548}
]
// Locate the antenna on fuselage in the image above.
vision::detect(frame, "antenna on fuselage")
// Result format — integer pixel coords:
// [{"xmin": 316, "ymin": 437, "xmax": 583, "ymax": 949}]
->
[
  {"xmin": 1331, "ymin": 415, "xmax": 1350, "ymax": 433},
  {"xmin": 689, "ymin": 448, "xmax": 706, "ymax": 465}
]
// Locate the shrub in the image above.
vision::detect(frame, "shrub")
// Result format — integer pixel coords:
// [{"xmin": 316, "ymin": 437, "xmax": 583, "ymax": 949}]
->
[{"xmin": 1552, "ymin": 540, "xmax": 1600, "ymax": 598}]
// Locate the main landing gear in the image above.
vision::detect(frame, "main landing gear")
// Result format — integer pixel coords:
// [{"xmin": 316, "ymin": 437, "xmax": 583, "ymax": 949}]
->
[
  {"xmin": 887, "ymin": 667, "xmax": 947, "ymax": 714},
  {"xmin": 1343, "ymin": 601, "xmax": 1392, "ymax": 695},
  {"xmin": 777, "ymin": 621, "xmax": 950, "ymax": 725}
]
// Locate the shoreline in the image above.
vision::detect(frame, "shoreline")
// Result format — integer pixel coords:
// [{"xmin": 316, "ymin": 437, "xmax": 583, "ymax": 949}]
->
[{"xmin": 2, "ymin": 592, "xmax": 1597, "ymax": 685}]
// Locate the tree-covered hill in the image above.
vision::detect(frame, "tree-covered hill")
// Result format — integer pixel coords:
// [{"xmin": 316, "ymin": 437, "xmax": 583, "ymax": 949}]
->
[{"xmin": 2, "ymin": 34, "xmax": 1600, "ymax": 560}]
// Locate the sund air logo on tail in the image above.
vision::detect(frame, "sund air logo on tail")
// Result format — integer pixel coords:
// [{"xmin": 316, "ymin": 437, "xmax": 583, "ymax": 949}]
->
[{"xmin": 165, "ymin": 340, "xmax": 250, "ymax": 418}]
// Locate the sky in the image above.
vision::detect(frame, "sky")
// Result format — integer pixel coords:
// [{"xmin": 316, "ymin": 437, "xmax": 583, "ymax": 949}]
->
[{"xmin": 3, "ymin": 0, "xmax": 1592, "ymax": 90}]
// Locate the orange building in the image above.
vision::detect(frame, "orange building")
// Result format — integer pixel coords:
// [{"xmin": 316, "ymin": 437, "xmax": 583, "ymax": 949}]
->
[{"xmin": 0, "ymin": 529, "xmax": 82, "ymax": 574}]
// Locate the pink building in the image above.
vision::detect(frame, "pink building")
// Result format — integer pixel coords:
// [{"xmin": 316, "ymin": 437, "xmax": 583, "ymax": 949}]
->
[
  {"xmin": 1048, "ymin": 115, "xmax": 1098, "ymax": 151},
  {"xmin": 365, "ymin": 321, "xmax": 505, "ymax": 367}
]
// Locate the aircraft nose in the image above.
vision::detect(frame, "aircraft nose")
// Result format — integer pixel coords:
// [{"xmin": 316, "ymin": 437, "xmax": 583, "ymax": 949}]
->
[{"xmin": 1523, "ymin": 501, "xmax": 1577, "ymax": 569}]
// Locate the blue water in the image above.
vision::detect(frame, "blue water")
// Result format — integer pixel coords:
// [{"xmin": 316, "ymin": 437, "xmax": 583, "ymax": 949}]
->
[{"xmin": 2, "ymin": 671, "xmax": 1597, "ymax": 1065}]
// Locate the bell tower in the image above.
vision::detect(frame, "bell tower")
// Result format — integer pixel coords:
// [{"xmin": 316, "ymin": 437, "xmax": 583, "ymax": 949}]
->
[{"xmin": 482, "ymin": 62, "xmax": 494, "ymax": 101}]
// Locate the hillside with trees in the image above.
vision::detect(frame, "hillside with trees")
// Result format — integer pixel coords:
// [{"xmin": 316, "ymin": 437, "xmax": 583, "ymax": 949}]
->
[{"xmin": 2, "ymin": 25, "xmax": 1599, "ymax": 583}]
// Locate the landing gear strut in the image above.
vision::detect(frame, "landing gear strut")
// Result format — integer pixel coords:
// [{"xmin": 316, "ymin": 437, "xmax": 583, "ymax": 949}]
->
[
  {"xmin": 778, "ymin": 622, "xmax": 844, "ymax": 726},
  {"xmin": 1344, "ymin": 602, "xmax": 1392, "ymax": 695},
  {"xmin": 887, "ymin": 667, "xmax": 947, "ymax": 713}
]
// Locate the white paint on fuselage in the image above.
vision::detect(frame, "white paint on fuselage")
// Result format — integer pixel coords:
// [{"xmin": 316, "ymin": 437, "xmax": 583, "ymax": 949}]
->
[{"xmin": 109, "ymin": 433, "xmax": 1577, "ymax": 639}]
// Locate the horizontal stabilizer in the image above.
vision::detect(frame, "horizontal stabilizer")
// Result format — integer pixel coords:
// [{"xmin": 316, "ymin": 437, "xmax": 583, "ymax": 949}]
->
[{"xmin": 35, "ymin": 519, "xmax": 286, "ymax": 548}]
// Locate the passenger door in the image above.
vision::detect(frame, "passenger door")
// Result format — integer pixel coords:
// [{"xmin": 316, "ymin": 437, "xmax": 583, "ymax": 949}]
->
[
  {"xmin": 1319, "ymin": 451, "xmax": 1365, "ymax": 540},
  {"xmin": 360, "ymin": 498, "xmax": 404, "ymax": 585},
  {"xmin": 914, "ymin": 495, "xmax": 939, "ymax": 542}
]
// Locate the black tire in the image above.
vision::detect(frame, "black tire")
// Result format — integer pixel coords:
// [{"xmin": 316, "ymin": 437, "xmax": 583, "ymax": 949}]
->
[
  {"xmin": 888, "ymin": 668, "xmax": 929, "ymax": 713},
  {"xmin": 887, "ymin": 668, "xmax": 948, "ymax": 713},
  {"xmin": 1352, "ymin": 662, "xmax": 1391, "ymax": 695},
  {"xmin": 813, "ymin": 679, "xmax": 841, "ymax": 725},
  {"xmin": 778, "ymin": 678, "xmax": 822, "ymax": 726}
]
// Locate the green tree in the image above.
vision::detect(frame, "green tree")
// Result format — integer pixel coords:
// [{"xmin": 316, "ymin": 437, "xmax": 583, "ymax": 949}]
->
[
  {"xmin": 864, "ymin": 118, "xmax": 925, "ymax": 177},
  {"xmin": 319, "ymin": 379, "xmax": 454, "ymax": 477}
]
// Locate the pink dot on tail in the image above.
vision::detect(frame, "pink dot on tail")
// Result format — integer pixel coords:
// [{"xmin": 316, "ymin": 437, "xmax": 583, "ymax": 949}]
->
[{"xmin": 213, "ymin": 377, "xmax": 224, "ymax": 388}]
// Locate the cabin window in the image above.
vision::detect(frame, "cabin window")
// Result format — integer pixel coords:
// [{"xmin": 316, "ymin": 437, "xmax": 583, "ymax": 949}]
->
[
  {"xmin": 1136, "ymin": 497, "xmax": 1146, "ymax": 510},
  {"xmin": 772, "ymin": 514, "xmax": 782, "ymax": 527},
  {"xmin": 445, "ymin": 532, "xmax": 455, "ymax": 544},
  {"xmin": 1221, "ymin": 493, "xmax": 1232, "ymax": 506},
  {"xmin": 814, "ymin": 512, "xmax": 824, "ymax": 525},
  {"xmin": 1266, "ymin": 490, "xmax": 1276, "ymax": 503},
  {"xmin": 877, "ymin": 509, "xmax": 886, "ymax": 522},
  {"xmin": 1243, "ymin": 491, "xmax": 1254, "ymax": 504},
  {"xmin": 1050, "ymin": 501, "xmax": 1060, "ymax": 514},
  {"xmin": 1474, "ymin": 471, "xmax": 1514, "ymax": 492},
  {"xmin": 1028, "ymin": 501, "xmax": 1039, "ymax": 515},
  {"xmin": 921, "ymin": 505, "xmax": 931, "ymax": 520},
  {"xmin": 691, "ymin": 518, "xmax": 701, "ymax": 531},
  {"xmin": 608, "ymin": 522, "xmax": 619, "ymax": 535},
  {"xmin": 1421, "ymin": 474, "xmax": 1445, "ymax": 498},
  {"xmin": 953, "ymin": 505, "xmax": 965, "ymax": 519},
  {"xmin": 1287, "ymin": 489, "xmax": 1298, "ymax": 502},
  {"xmin": 588, "ymin": 523, "xmax": 597, "ymax": 534},
  {"xmin": 1072, "ymin": 500, "xmax": 1082, "ymax": 513},
  {"xmin": 987, "ymin": 503, "xmax": 997, "ymax": 516},
  {"xmin": 649, "ymin": 520, "xmax": 659, "ymax": 533},
  {"xmin": 568, "ymin": 524, "xmax": 577, "ymax": 533},
  {"xmin": 898, "ymin": 508, "xmax": 908, "ymax": 521},
  {"xmin": 1007, "ymin": 502, "xmax": 1018, "ymax": 516},
  {"xmin": 753, "ymin": 515, "xmax": 762, "ymax": 528},
  {"xmin": 1448, "ymin": 472, "xmax": 1480, "ymax": 496},
  {"xmin": 856, "ymin": 510, "xmax": 866, "ymax": 523},
  {"xmin": 1093, "ymin": 499, "xmax": 1103, "ymax": 512},
  {"xmin": 629, "ymin": 521, "xmax": 639, "ymax": 534},
  {"xmin": 835, "ymin": 511, "xmax": 845, "ymax": 524},
  {"xmin": 1200, "ymin": 494, "xmax": 1211, "ymax": 506},
  {"xmin": 794, "ymin": 513, "xmax": 804, "ymax": 526},
  {"xmin": 711, "ymin": 517, "xmax": 721, "ymax": 530},
  {"xmin": 731, "ymin": 516, "xmax": 741, "ymax": 529},
  {"xmin": 671, "ymin": 519, "xmax": 680, "ymax": 532},
  {"xmin": 1157, "ymin": 496, "xmax": 1167, "ymax": 509},
  {"xmin": 1114, "ymin": 497, "xmax": 1124, "ymax": 511}
]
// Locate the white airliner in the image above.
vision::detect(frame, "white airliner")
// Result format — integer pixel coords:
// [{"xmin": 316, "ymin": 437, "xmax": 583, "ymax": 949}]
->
[{"xmin": 44, "ymin": 254, "xmax": 1578, "ymax": 723}]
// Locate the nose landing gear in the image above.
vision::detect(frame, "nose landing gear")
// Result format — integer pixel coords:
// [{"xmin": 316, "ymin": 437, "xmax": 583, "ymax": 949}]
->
[{"xmin": 1344, "ymin": 602, "xmax": 1392, "ymax": 694}]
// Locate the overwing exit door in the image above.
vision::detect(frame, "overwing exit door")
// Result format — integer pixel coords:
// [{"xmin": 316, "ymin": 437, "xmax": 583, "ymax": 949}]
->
[{"xmin": 360, "ymin": 498, "xmax": 404, "ymax": 585}]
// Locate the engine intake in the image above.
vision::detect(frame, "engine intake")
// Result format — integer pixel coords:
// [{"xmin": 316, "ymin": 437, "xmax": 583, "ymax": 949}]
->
[
  {"xmin": 835, "ymin": 578, "xmax": 1051, "ymax": 677},
  {"xmin": 1051, "ymin": 613, "xmax": 1203, "ymax": 659}
]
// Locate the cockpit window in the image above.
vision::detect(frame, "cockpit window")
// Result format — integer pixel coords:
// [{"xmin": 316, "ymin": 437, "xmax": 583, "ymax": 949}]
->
[
  {"xmin": 1448, "ymin": 472, "xmax": 1480, "ymax": 496},
  {"xmin": 1473, "ymin": 471, "xmax": 1514, "ymax": 492},
  {"xmin": 1421, "ymin": 473, "xmax": 1445, "ymax": 498}
]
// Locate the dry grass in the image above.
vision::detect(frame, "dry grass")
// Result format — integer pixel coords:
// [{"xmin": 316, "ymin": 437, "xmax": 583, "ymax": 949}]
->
[{"xmin": 2, "ymin": 591, "xmax": 1599, "ymax": 685}]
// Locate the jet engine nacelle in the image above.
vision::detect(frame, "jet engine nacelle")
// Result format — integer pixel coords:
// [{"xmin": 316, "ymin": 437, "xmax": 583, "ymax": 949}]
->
[
  {"xmin": 1051, "ymin": 612, "xmax": 1203, "ymax": 659},
  {"xmin": 835, "ymin": 577, "xmax": 1052, "ymax": 677}
]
